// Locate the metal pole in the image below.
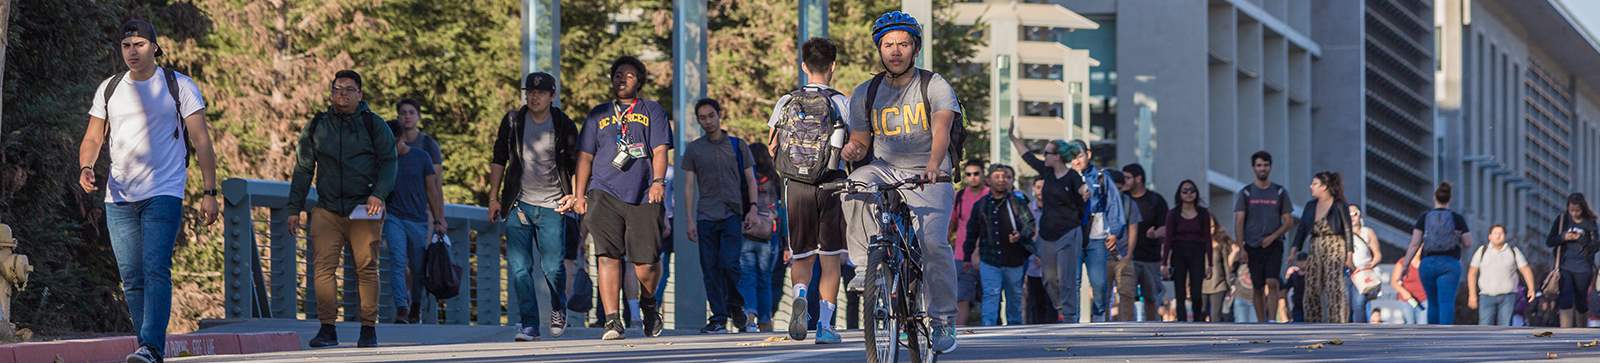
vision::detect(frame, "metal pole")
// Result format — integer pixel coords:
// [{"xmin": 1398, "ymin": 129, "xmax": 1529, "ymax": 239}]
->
[
  {"xmin": 672, "ymin": 0, "xmax": 709, "ymax": 330},
  {"xmin": 797, "ymin": 0, "xmax": 828, "ymax": 87},
  {"xmin": 902, "ymin": 0, "xmax": 933, "ymax": 68},
  {"xmin": 523, "ymin": 0, "xmax": 562, "ymax": 106}
]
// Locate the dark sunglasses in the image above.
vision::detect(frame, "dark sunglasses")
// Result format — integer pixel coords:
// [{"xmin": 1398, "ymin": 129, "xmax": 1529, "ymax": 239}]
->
[
  {"xmin": 964, "ymin": 172, "xmax": 983, "ymax": 176},
  {"xmin": 1180, "ymin": 188, "xmax": 1198, "ymax": 194}
]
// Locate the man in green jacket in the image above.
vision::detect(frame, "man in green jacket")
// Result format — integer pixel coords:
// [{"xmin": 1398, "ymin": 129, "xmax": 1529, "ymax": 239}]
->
[{"xmin": 286, "ymin": 69, "xmax": 399, "ymax": 349}]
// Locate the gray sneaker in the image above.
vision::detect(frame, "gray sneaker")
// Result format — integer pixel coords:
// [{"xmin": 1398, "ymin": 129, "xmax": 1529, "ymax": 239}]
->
[
  {"xmin": 847, "ymin": 266, "xmax": 868, "ymax": 292},
  {"xmin": 125, "ymin": 345, "xmax": 160, "ymax": 363},
  {"xmin": 931, "ymin": 319, "xmax": 958, "ymax": 354},
  {"xmin": 515, "ymin": 324, "xmax": 540, "ymax": 342}
]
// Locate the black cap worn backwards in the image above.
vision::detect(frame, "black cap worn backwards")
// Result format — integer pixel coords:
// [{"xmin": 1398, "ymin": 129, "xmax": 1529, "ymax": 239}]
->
[{"xmin": 120, "ymin": 19, "xmax": 163, "ymax": 57}]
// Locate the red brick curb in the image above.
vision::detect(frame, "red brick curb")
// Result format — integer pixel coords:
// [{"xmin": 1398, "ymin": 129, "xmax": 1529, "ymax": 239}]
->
[{"xmin": 0, "ymin": 331, "xmax": 299, "ymax": 363}]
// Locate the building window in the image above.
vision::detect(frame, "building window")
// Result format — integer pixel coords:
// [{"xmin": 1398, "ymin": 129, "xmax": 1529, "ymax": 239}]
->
[
  {"xmin": 1022, "ymin": 63, "xmax": 1063, "ymax": 80},
  {"xmin": 1022, "ymin": 26, "xmax": 1059, "ymax": 42},
  {"xmin": 1023, "ymin": 101, "xmax": 1064, "ymax": 118}
]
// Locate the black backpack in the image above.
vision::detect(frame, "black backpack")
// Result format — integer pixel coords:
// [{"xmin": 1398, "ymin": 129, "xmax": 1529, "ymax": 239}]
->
[
  {"xmin": 773, "ymin": 87, "xmax": 845, "ymax": 184},
  {"xmin": 99, "ymin": 67, "xmax": 196, "ymax": 166},
  {"xmin": 863, "ymin": 69, "xmax": 968, "ymax": 168},
  {"xmin": 421, "ymin": 234, "xmax": 461, "ymax": 299}
]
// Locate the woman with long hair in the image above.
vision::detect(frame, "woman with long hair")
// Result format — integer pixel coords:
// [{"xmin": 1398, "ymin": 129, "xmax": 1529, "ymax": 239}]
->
[
  {"xmin": 1545, "ymin": 193, "xmax": 1599, "ymax": 328},
  {"xmin": 1289, "ymin": 171, "xmax": 1353, "ymax": 323},
  {"xmin": 1162, "ymin": 179, "xmax": 1212, "ymax": 322}
]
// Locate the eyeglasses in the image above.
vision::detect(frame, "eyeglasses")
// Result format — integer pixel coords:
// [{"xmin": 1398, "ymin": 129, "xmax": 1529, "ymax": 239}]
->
[
  {"xmin": 1180, "ymin": 188, "xmax": 1198, "ymax": 194},
  {"xmin": 964, "ymin": 172, "xmax": 982, "ymax": 176}
]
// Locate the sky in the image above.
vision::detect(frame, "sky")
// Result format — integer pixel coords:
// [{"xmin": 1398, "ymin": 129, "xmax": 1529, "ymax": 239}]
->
[{"xmin": 1557, "ymin": 0, "xmax": 1600, "ymax": 43}]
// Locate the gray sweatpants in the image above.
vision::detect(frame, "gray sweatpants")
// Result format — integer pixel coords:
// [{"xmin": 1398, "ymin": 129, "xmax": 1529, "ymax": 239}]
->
[{"xmin": 842, "ymin": 162, "xmax": 958, "ymax": 321}]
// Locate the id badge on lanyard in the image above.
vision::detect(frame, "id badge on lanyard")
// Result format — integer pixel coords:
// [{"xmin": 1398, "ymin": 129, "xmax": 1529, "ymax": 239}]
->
[{"xmin": 613, "ymin": 100, "xmax": 647, "ymax": 158}]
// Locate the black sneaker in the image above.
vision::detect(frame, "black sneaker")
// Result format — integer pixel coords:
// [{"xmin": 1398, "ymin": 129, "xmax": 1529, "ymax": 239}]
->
[
  {"xmin": 125, "ymin": 345, "xmax": 162, "ymax": 363},
  {"xmin": 601, "ymin": 315, "xmax": 626, "ymax": 341},
  {"xmin": 550, "ymin": 310, "xmax": 568, "ymax": 338},
  {"xmin": 309, "ymin": 324, "xmax": 339, "ymax": 348},
  {"xmin": 700, "ymin": 322, "xmax": 728, "ymax": 334},
  {"xmin": 395, "ymin": 307, "xmax": 411, "ymax": 324},
  {"xmin": 357, "ymin": 326, "xmax": 378, "ymax": 348},
  {"xmin": 642, "ymin": 304, "xmax": 664, "ymax": 337}
]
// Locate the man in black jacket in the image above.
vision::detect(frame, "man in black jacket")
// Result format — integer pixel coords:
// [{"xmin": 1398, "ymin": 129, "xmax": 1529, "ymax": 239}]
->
[{"xmin": 488, "ymin": 72, "xmax": 580, "ymax": 341}]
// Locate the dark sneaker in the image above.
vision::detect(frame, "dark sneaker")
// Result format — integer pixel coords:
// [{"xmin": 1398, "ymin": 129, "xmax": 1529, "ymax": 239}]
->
[
  {"xmin": 308, "ymin": 324, "xmax": 339, "ymax": 348},
  {"xmin": 788, "ymin": 295, "xmax": 811, "ymax": 341},
  {"xmin": 125, "ymin": 345, "xmax": 162, "ymax": 363},
  {"xmin": 699, "ymin": 322, "xmax": 728, "ymax": 334},
  {"xmin": 731, "ymin": 313, "xmax": 749, "ymax": 334},
  {"xmin": 357, "ymin": 326, "xmax": 378, "ymax": 348},
  {"xmin": 642, "ymin": 305, "xmax": 664, "ymax": 337},
  {"xmin": 395, "ymin": 307, "xmax": 411, "ymax": 324},
  {"xmin": 931, "ymin": 319, "xmax": 957, "ymax": 354},
  {"xmin": 601, "ymin": 316, "xmax": 626, "ymax": 341},
  {"xmin": 550, "ymin": 310, "xmax": 568, "ymax": 338}
]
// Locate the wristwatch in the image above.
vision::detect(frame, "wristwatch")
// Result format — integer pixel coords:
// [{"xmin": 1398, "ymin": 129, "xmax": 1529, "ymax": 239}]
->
[
  {"xmin": 651, "ymin": 178, "xmax": 667, "ymax": 185},
  {"xmin": 202, "ymin": 189, "xmax": 219, "ymax": 197}
]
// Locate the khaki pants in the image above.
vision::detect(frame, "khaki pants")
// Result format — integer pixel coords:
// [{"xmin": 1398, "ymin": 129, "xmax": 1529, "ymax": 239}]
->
[{"xmin": 311, "ymin": 208, "xmax": 381, "ymax": 326}]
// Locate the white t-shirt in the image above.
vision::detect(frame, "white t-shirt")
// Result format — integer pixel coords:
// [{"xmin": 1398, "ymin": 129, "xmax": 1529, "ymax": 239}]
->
[
  {"xmin": 1470, "ymin": 244, "xmax": 1529, "ymax": 296},
  {"xmin": 88, "ymin": 67, "xmax": 206, "ymax": 203}
]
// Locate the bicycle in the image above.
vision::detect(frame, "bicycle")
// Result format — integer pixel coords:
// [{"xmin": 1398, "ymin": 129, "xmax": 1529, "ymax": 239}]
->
[{"xmin": 822, "ymin": 175, "xmax": 950, "ymax": 363}]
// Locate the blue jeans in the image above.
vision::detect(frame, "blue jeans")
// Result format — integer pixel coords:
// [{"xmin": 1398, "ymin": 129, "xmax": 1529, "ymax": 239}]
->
[
  {"xmin": 1084, "ymin": 237, "xmax": 1109, "ymax": 321},
  {"xmin": 739, "ymin": 238, "xmax": 776, "ymax": 324},
  {"xmin": 1404, "ymin": 303, "xmax": 1429, "ymax": 324},
  {"xmin": 504, "ymin": 202, "xmax": 567, "ymax": 324},
  {"xmin": 1419, "ymin": 256, "xmax": 1462, "ymax": 325},
  {"xmin": 382, "ymin": 216, "xmax": 429, "ymax": 310},
  {"xmin": 980, "ymin": 262, "xmax": 1026, "ymax": 326},
  {"xmin": 1478, "ymin": 293, "xmax": 1517, "ymax": 326},
  {"xmin": 698, "ymin": 216, "xmax": 745, "ymax": 325},
  {"xmin": 1232, "ymin": 298, "xmax": 1257, "ymax": 323},
  {"xmin": 1348, "ymin": 278, "xmax": 1370, "ymax": 323},
  {"xmin": 655, "ymin": 250, "xmax": 672, "ymax": 305},
  {"xmin": 106, "ymin": 196, "xmax": 182, "ymax": 356}
]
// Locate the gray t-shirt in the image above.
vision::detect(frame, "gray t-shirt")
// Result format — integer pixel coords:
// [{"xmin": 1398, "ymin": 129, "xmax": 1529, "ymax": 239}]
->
[
  {"xmin": 847, "ymin": 70, "xmax": 961, "ymax": 171},
  {"xmin": 517, "ymin": 115, "xmax": 564, "ymax": 208},
  {"xmin": 1470, "ymin": 244, "xmax": 1529, "ymax": 296},
  {"xmin": 1234, "ymin": 183, "xmax": 1293, "ymax": 247},
  {"xmin": 683, "ymin": 135, "xmax": 754, "ymax": 221}
]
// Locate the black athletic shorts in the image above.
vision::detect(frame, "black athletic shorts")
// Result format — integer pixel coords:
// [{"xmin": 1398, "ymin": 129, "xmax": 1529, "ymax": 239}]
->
[
  {"xmin": 584, "ymin": 190, "xmax": 662, "ymax": 264},
  {"xmin": 1245, "ymin": 241, "xmax": 1285, "ymax": 291},
  {"xmin": 783, "ymin": 171, "xmax": 847, "ymax": 259}
]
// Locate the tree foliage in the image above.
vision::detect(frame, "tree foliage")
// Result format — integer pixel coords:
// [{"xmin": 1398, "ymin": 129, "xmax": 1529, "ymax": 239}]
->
[{"xmin": 1, "ymin": 0, "xmax": 983, "ymax": 335}]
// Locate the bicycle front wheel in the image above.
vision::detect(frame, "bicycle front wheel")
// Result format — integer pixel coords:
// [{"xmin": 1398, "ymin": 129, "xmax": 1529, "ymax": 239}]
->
[{"xmin": 863, "ymin": 247, "xmax": 900, "ymax": 363}]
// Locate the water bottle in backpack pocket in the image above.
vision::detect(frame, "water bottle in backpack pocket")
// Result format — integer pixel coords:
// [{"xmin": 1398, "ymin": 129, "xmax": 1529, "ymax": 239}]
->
[{"xmin": 774, "ymin": 87, "xmax": 845, "ymax": 184}]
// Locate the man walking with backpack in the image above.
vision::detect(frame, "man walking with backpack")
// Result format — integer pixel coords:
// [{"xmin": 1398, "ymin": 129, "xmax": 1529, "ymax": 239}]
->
[
  {"xmin": 683, "ymin": 97, "xmax": 759, "ymax": 334},
  {"xmin": 840, "ymin": 11, "xmax": 965, "ymax": 353},
  {"xmin": 1399, "ymin": 182, "xmax": 1473, "ymax": 325},
  {"xmin": 768, "ymin": 37, "xmax": 851, "ymax": 344},
  {"xmin": 1233, "ymin": 151, "xmax": 1295, "ymax": 323},
  {"xmin": 286, "ymin": 70, "xmax": 399, "ymax": 349},
  {"xmin": 77, "ymin": 19, "xmax": 220, "ymax": 363},
  {"xmin": 488, "ymin": 72, "xmax": 579, "ymax": 341}
]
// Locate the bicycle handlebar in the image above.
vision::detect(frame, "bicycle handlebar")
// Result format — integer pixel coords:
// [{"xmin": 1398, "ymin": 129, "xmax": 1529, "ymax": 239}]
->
[{"xmin": 820, "ymin": 175, "xmax": 953, "ymax": 194}]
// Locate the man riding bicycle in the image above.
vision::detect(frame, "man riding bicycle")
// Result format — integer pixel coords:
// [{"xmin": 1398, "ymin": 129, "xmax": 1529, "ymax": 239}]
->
[{"xmin": 841, "ymin": 10, "xmax": 964, "ymax": 354}]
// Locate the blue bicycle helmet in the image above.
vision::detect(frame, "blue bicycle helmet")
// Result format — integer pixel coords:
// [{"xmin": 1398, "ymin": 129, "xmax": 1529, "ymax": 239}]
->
[{"xmin": 872, "ymin": 11, "xmax": 922, "ymax": 47}]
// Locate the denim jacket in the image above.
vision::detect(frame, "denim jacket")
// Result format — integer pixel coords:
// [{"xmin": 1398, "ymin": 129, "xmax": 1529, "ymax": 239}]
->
[{"xmin": 1082, "ymin": 166, "xmax": 1128, "ymax": 239}]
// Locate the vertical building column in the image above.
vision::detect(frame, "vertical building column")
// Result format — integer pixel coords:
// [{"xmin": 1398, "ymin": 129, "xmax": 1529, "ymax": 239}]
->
[
  {"xmin": 672, "ymin": 0, "xmax": 709, "ymax": 330},
  {"xmin": 798, "ymin": 0, "xmax": 828, "ymax": 86},
  {"xmin": 902, "ymin": 0, "xmax": 933, "ymax": 68},
  {"xmin": 523, "ymin": 0, "xmax": 562, "ymax": 105}
]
